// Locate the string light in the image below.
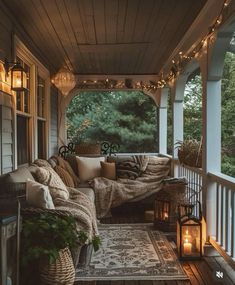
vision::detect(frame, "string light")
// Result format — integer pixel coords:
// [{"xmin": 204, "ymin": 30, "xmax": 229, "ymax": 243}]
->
[
  {"xmin": 72, "ymin": 0, "xmax": 231, "ymax": 92},
  {"xmin": 151, "ymin": 0, "xmax": 231, "ymax": 90}
]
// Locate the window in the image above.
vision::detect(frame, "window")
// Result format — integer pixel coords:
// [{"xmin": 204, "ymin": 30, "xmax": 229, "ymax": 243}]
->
[
  {"xmin": 37, "ymin": 76, "xmax": 45, "ymax": 118},
  {"xmin": 15, "ymin": 36, "xmax": 49, "ymax": 166},
  {"xmin": 37, "ymin": 75, "xmax": 46, "ymax": 159},
  {"xmin": 16, "ymin": 57, "xmax": 31, "ymax": 166},
  {"xmin": 17, "ymin": 115, "xmax": 30, "ymax": 165}
]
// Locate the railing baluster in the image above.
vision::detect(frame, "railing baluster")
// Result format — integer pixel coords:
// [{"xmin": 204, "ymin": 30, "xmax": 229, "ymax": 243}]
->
[
  {"xmin": 221, "ymin": 185, "xmax": 224, "ymax": 247},
  {"xmin": 216, "ymin": 183, "xmax": 219, "ymax": 242},
  {"xmin": 225, "ymin": 187, "xmax": 229, "ymax": 252},
  {"xmin": 227, "ymin": 189, "xmax": 231, "ymax": 254},
  {"xmin": 231, "ymin": 191, "xmax": 235, "ymax": 259}
]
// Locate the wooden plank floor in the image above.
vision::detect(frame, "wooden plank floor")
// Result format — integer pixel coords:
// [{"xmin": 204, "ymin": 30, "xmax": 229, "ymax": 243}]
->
[{"xmin": 75, "ymin": 203, "xmax": 235, "ymax": 285}]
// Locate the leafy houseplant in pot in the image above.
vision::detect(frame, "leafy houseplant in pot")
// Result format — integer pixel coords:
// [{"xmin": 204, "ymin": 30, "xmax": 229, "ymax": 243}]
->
[
  {"xmin": 21, "ymin": 213, "xmax": 88, "ymax": 285},
  {"xmin": 175, "ymin": 138, "xmax": 202, "ymax": 168}
]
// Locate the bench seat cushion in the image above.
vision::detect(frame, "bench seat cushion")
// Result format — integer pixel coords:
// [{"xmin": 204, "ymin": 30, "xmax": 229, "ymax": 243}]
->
[{"xmin": 77, "ymin": 187, "xmax": 95, "ymax": 203}]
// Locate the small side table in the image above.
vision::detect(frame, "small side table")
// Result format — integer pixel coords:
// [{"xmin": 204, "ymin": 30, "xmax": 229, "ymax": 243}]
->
[
  {"xmin": 154, "ymin": 183, "xmax": 187, "ymax": 231},
  {"xmin": 0, "ymin": 215, "xmax": 18, "ymax": 285}
]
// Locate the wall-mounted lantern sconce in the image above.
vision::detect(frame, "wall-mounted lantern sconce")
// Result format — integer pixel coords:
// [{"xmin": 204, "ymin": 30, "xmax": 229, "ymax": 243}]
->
[{"xmin": 3, "ymin": 59, "xmax": 27, "ymax": 91}]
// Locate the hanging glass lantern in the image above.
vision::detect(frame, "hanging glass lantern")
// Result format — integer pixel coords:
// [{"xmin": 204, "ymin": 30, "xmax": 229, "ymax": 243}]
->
[
  {"xmin": 11, "ymin": 62, "xmax": 27, "ymax": 91},
  {"xmin": 52, "ymin": 68, "xmax": 76, "ymax": 96}
]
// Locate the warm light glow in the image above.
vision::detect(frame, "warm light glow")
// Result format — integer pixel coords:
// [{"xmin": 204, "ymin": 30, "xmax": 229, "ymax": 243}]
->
[
  {"xmin": 14, "ymin": 72, "xmax": 22, "ymax": 87},
  {"xmin": 164, "ymin": 212, "xmax": 168, "ymax": 220},
  {"xmin": 11, "ymin": 64, "xmax": 27, "ymax": 91},
  {"xmin": 183, "ymin": 240, "xmax": 192, "ymax": 255},
  {"xmin": 52, "ymin": 67, "xmax": 76, "ymax": 96}
]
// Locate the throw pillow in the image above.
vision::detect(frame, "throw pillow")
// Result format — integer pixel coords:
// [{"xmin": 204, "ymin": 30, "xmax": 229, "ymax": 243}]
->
[
  {"xmin": 54, "ymin": 165, "xmax": 75, "ymax": 187},
  {"xmin": 3, "ymin": 167, "xmax": 35, "ymax": 183},
  {"xmin": 108, "ymin": 156, "xmax": 141, "ymax": 179},
  {"xmin": 76, "ymin": 156, "xmax": 105, "ymax": 182},
  {"xmin": 26, "ymin": 179, "xmax": 55, "ymax": 209},
  {"xmin": 63, "ymin": 160, "xmax": 80, "ymax": 187},
  {"xmin": 49, "ymin": 155, "xmax": 80, "ymax": 187},
  {"xmin": 100, "ymin": 161, "xmax": 116, "ymax": 180},
  {"xmin": 33, "ymin": 159, "xmax": 52, "ymax": 168},
  {"xmin": 35, "ymin": 166, "xmax": 69, "ymax": 201},
  {"xmin": 143, "ymin": 156, "xmax": 171, "ymax": 176}
]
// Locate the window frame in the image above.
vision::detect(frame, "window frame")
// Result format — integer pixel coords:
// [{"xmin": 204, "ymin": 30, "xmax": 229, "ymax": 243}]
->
[{"xmin": 14, "ymin": 36, "xmax": 50, "ymax": 168}]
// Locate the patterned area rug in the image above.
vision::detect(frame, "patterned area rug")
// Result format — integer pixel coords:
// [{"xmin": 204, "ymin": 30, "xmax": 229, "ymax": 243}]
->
[{"xmin": 75, "ymin": 224, "xmax": 188, "ymax": 281}]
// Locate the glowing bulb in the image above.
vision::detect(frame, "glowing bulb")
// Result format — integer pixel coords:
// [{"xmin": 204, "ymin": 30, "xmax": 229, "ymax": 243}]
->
[{"xmin": 16, "ymin": 79, "xmax": 21, "ymax": 86}]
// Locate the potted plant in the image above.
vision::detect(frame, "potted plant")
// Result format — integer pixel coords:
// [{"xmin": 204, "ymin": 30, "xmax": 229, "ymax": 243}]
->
[
  {"xmin": 175, "ymin": 138, "xmax": 202, "ymax": 168},
  {"xmin": 21, "ymin": 213, "xmax": 89, "ymax": 285}
]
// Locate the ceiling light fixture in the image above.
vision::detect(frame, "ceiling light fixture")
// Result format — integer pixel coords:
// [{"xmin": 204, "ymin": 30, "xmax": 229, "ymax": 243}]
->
[{"xmin": 52, "ymin": 67, "xmax": 76, "ymax": 96}]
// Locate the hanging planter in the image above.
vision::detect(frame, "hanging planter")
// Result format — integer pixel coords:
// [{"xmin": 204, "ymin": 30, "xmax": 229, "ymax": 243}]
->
[{"xmin": 175, "ymin": 138, "xmax": 202, "ymax": 168}]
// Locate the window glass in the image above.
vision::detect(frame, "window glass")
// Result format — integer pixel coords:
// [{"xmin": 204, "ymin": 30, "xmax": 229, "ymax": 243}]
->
[
  {"xmin": 17, "ymin": 115, "xmax": 29, "ymax": 165},
  {"xmin": 37, "ymin": 120, "xmax": 46, "ymax": 159},
  {"xmin": 16, "ymin": 57, "xmax": 30, "ymax": 113},
  {"xmin": 37, "ymin": 76, "xmax": 45, "ymax": 118}
]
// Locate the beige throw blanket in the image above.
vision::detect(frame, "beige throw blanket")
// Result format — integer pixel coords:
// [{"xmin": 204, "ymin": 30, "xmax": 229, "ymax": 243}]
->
[
  {"xmin": 54, "ymin": 187, "xmax": 99, "ymax": 242},
  {"xmin": 92, "ymin": 157, "xmax": 170, "ymax": 218},
  {"xmin": 92, "ymin": 176, "xmax": 161, "ymax": 218}
]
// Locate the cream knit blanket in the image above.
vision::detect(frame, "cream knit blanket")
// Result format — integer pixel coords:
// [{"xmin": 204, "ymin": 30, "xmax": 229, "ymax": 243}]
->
[{"xmin": 54, "ymin": 187, "xmax": 99, "ymax": 242}]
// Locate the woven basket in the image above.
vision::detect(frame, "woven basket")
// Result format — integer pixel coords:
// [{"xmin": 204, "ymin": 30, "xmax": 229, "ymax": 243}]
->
[
  {"xmin": 178, "ymin": 148, "xmax": 202, "ymax": 168},
  {"xmin": 39, "ymin": 247, "xmax": 75, "ymax": 285},
  {"xmin": 75, "ymin": 143, "xmax": 101, "ymax": 155}
]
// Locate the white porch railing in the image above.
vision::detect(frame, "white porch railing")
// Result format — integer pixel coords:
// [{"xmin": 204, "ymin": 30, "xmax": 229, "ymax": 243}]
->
[
  {"xmin": 208, "ymin": 172, "xmax": 235, "ymax": 260},
  {"xmin": 174, "ymin": 160, "xmax": 203, "ymax": 217},
  {"xmin": 173, "ymin": 159, "xmax": 235, "ymax": 261}
]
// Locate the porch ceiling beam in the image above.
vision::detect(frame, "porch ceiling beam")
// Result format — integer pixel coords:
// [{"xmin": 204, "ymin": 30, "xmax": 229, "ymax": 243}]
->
[{"xmin": 74, "ymin": 74, "xmax": 159, "ymax": 81}]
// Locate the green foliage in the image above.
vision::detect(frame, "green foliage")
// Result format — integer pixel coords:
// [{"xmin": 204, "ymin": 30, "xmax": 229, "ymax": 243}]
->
[
  {"xmin": 184, "ymin": 75, "xmax": 202, "ymax": 141},
  {"xmin": 182, "ymin": 52, "xmax": 235, "ymax": 177},
  {"xmin": 66, "ymin": 91, "xmax": 157, "ymax": 153},
  {"xmin": 92, "ymin": 236, "xmax": 101, "ymax": 252},
  {"xmin": 21, "ymin": 213, "xmax": 88, "ymax": 265},
  {"xmin": 66, "ymin": 53, "xmax": 234, "ymax": 176}
]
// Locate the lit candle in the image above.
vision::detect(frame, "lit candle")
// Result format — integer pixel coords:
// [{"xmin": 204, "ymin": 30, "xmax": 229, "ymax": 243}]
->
[
  {"xmin": 184, "ymin": 238, "xmax": 192, "ymax": 255},
  {"xmin": 164, "ymin": 212, "xmax": 168, "ymax": 220}
]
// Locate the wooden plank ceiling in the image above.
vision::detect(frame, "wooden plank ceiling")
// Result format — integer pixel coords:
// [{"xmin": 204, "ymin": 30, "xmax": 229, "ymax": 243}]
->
[{"xmin": 3, "ymin": 0, "xmax": 207, "ymax": 75}]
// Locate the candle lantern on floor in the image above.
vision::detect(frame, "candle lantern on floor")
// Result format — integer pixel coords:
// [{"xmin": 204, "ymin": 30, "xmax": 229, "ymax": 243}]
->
[
  {"xmin": 177, "ymin": 201, "xmax": 202, "ymax": 260},
  {"xmin": 154, "ymin": 182, "xmax": 187, "ymax": 232},
  {"xmin": 154, "ymin": 198, "xmax": 172, "ymax": 231}
]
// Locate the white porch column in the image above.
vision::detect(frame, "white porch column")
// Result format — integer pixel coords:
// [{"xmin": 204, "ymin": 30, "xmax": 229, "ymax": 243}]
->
[
  {"xmin": 171, "ymin": 75, "xmax": 187, "ymax": 176},
  {"xmin": 58, "ymin": 93, "xmax": 67, "ymax": 147},
  {"xmin": 199, "ymin": 32, "xmax": 232, "ymax": 240},
  {"xmin": 201, "ymin": 78, "xmax": 221, "ymax": 238},
  {"xmin": 158, "ymin": 88, "xmax": 168, "ymax": 154}
]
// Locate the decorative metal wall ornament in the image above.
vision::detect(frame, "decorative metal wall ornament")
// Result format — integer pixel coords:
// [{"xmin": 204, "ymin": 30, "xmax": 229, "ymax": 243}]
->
[
  {"xmin": 52, "ymin": 67, "xmax": 76, "ymax": 96},
  {"xmin": 58, "ymin": 142, "xmax": 75, "ymax": 159},
  {"xmin": 101, "ymin": 141, "xmax": 120, "ymax": 156}
]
